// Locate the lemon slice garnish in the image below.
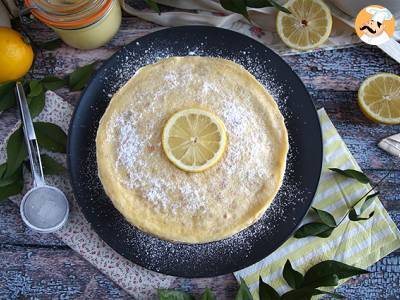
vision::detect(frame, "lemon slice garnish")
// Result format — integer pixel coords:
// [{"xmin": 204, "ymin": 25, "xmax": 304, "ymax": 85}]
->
[
  {"xmin": 276, "ymin": 0, "xmax": 332, "ymax": 51},
  {"xmin": 162, "ymin": 108, "xmax": 227, "ymax": 172},
  {"xmin": 358, "ymin": 73, "xmax": 400, "ymax": 125}
]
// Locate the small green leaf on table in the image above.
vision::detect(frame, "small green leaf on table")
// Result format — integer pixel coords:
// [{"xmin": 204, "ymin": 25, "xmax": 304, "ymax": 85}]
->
[
  {"xmin": 360, "ymin": 191, "xmax": 379, "ymax": 214},
  {"xmin": 294, "ymin": 222, "xmax": 334, "ymax": 238},
  {"xmin": 28, "ymin": 92, "xmax": 45, "ymax": 118},
  {"xmin": 29, "ymin": 80, "xmax": 44, "ymax": 97},
  {"xmin": 41, "ymin": 154, "xmax": 66, "ymax": 175},
  {"xmin": 245, "ymin": 0, "xmax": 272, "ymax": 8},
  {"xmin": 312, "ymin": 207, "xmax": 337, "ymax": 227},
  {"xmin": 68, "ymin": 62, "xmax": 96, "ymax": 91},
  {"xmin": 200, "ymin": 288, "xmax": 216, "ymax": 300},
  {"xmin": 269, "ymin": 0, "xmax": 291, "ymax": 14},
  {"xmin": 235, "ymin": 278, "xmax": 253, "ymax": 300},
  {"xmin": 329, "ymin": 168, "xmax": 370, "ymax": 184},
  {"xmin": 41, "ymin": 76, "xmax": 66, "ymax": 91},
  {"xmin": 283, "ymin": 260, "xmax": 304, "ymax": 289},
  {"xmin": 0, "ymin": 166, "xmax": 23, "ymax": 201},
  {"xmin": 304, "ymin": 273, "xmax": 339, "ymax": 288},
  {"xmin": 349, "ymin": 208, "xmax": 375, "ymax": 221},
  {"xmin": 220, "ymin": 0, "xmax": 250, "ymax": 21},
  {"xmin": 38, "ymin": 38, "xmax": 63, "ymax": 50},
  {"xmin": 4, "ymin": 127, "xmax": 27, "ymax": 178},
  {"xmin": 303, "ymin": 260, "xmax": 369, "ymax": 287},
  {"xmin": 0, "ymin": 163, "xmax": 6, "ymax": 178},
  {"xmin": 34, "ymin": 122, "xmax": 67, "ymax": 153},
  {"xmin": 0, "ymin": 164, "xmax": 23, "ymax": 187},
  {"xmin": 259, "ymin": 277, "xmax": 280, "ymax": 300},
  {"xmin": 280, "ymin": 287, "xmax": 321, "ymax": 300},
  {"xmin": 0, "ymin": 81, "xmax": 16, "ymax": 112},
  {"xmin": 144, "ymin": 0, "xmax": 160, "ymax": 13},
  {"xmin": 157, "ymin": 289, "xmax": 195, "ymax": 300},
  {"xmin": 315, "ymin": 289, "xmax": 345, "ymax": 299}
]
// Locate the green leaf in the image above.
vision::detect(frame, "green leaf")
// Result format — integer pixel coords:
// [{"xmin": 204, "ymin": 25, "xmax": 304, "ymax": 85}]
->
[
  {"xmin": 68, "ymin": 62, "xmax": 96, "ymax": 91},
  {"xmin": 0, "ymin": 163, "xmax": 6, "ymax": 178},
  {"xmin": 41, "ymin": 154, "xmax": 66, "ymax": 175},
  {"xmin": 29, "ymin": 80, "xmax": 43, "ymax": 97},
  {"xmin": 283, "ymin": 260, "xmax": 304, "ymax": 289},
  {"xmin": 144, "ymin": 0, "xmax": 160, "ymax": 13},
  {"xmin": 235, "ymin": 278, "xmax": 253, "ymax": 300},
  {"xmin": 0, "ymin": 166, "xmax": 23, "ymax": 201},
  {"xmin": 294, "ymin": 223, "xmax": 333, "ymax": 238},
  {"xmin": 200, "ymin": 288, "xmax": 216, "ymax": 300},
  {"xmin": 304, "ymin": 260, "xmax": 369, "ymax": 287},
  {"xmin": 38, "ymin": 38, "xmax": 63, "ymax": 50},
  {"xmin": 34, "ymin": 122, "xmax": 67, "ymax": 153},
  {"xmin": 41, "ymin": 76, "xmax": 66, "ymax": 91},
  {"xmin": 28, "ymin": 92, "xmax": 45, "ymax": 118},
  {"xmin": 4, "ymin": 127, "xmax": 27, "ymax": 178},
  {"xmin": 245, "ymin": 0, "xmax": 272, "ymax": 8},
  {"xmin": 281, "ymin": 287, "xmax": 321, "ymax": 300},
  {"xmin": 312, "ymin": 207, "xmax": 336, "ymax": 227},
  {"xmin": 0, "ymin": 165, "xmax": 23, "ymax": 187},
  {"xmin": 0, "ymin": 81, "xmax": 16, "ymax": 112},
  {"xmin": 304, "ymin": 274, "xmax": 339, "ymax": 288},
  {"xmin": 360, "ymin": 191, "xmax": 379, "ymax": 214},
  {"xmin": 315, "ymin": 227, "xmax": 335, "ymax": 238},
  {"xmin": 258, "ymin": 277, "xmax": 280, "ymax": 300},
  {"xmin": 349, "ymin": 208, "xmax": 375, "ymax": 221},
  {"xmin": 157, "ymin": 289, "xmax": 194, "ymax": 300},
  {"xmin": 220, "ymin": 0, "xmax": 250, "ymax": 21},
  {"xmin": 269, "ymin": 0, "xmax": 291, "ymax": 14},
  {"xmin": 315, "ymin": 289, "xmax": 345, "ymax": 299},
  {"xmin": 329, "ymin": 168, "xmax": 370, "ymax": 184}
]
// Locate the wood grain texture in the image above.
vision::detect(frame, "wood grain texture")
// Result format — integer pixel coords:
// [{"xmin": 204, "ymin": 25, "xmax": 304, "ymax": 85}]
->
[{"xmin": 0, "ymin": 14, "xmax": 399, "ymax": 299}]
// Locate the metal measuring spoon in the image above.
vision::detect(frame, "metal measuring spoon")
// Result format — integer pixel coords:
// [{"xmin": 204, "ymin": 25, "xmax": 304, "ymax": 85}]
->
[{"xmin": 16, "ymin": 82, "xmax": 69, "ymax": 233}]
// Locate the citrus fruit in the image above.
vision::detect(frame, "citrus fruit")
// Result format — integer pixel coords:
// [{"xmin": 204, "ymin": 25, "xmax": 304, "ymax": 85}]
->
[
  {"xmin": 358, "ymin": 73, "xmax": 400, "ymax": 125},
  {"xmin": 276, "ymin": 0, "xmax": 332, "ymax": 51},
  {"xmin": 0, "ymin": 27, "xmax": 34, "ymax": 83},
  {"xmin": 162, "ymin": 108, "xmax": 227, "ymax": 172}
]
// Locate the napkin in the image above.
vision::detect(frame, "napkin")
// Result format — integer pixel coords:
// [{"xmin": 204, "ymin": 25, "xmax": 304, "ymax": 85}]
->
[
  {"xmin": 234, "ymin": 109, "xmax": 400, "ymax": 299},
  {"xmin": 120, "ymin": 0, "xmax": 400, "ymax": 56},
  {"xmin": 379, "ymin": 133, "xmax": 400, "ymax": 158}
]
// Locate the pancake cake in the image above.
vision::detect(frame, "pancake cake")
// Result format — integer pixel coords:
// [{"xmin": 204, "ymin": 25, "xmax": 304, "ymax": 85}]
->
[{"xmin": 96, "ymin": 57, "xmax": 288, "ymax": 243}]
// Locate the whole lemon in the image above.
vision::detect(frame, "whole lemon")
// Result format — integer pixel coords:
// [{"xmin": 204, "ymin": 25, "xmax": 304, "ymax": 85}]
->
[{"xmin": 0, "ymin": 27, "xmax": 34, "ymax": 83}]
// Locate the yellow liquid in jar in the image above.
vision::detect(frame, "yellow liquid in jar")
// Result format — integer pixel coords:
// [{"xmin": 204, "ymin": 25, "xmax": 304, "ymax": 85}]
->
[{"xmin": 50, "ymin": 0, "xmax": 121, "ymax": 49}]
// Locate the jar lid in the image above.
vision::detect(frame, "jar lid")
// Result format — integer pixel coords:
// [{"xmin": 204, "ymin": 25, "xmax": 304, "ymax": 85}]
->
[{"xmin": 25, "ymin": 0, "xmax": 113, "ymax": 29}]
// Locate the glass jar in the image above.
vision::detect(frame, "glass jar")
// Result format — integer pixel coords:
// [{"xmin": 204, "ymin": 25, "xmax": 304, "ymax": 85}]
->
[{"xmin": 25, "ymin": 0, "xmax": 122, "ymax": 50}]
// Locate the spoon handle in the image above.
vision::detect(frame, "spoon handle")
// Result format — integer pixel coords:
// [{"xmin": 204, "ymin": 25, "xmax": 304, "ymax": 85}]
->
[{"xmin": 15, "ymin": 82, "xmax": 45, "ymax": 187}]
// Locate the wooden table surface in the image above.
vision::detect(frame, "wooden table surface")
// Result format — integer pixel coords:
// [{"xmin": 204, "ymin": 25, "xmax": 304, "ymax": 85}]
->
[{"xmin": 1, "ymin": 15, "xmax": 400, "ymax": 300}]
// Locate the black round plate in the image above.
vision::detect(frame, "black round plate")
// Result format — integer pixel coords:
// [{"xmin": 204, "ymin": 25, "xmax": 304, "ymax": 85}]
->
[{"xmin": 67, "ymin": 26, "xmax": 322, "ymax": 278}]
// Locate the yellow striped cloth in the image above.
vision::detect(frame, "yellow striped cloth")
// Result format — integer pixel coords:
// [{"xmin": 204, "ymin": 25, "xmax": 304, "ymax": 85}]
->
[{"xmin": 234, "ymin": 108, "xmax": 400, "ymax": 298}]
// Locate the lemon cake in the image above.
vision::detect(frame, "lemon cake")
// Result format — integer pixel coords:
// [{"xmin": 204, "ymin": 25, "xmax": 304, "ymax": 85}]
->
[{"xmin": 96, "ymin": 56, "xmax": 289, "ymax": 243}]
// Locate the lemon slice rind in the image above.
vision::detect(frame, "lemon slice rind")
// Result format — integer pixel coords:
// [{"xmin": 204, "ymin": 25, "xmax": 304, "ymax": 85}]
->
[
  {"xmin": 276, "ymin": 0, "xmax": 333, "ymax": 51},
  {"xmin": 162, "ymin": 108, "xmax": 227, "ymax": 173},
  {"xmin": 358, "ymin": 73, "xmax": 400, "ymax": 125}
]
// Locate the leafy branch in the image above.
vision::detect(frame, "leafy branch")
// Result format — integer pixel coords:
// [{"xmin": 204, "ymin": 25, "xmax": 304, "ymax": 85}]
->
[
  {"xmin": 143, "ymin": 0, "xmax": 290, "ymax": 21},
  {"xmin": 157, "ymin": 259, "xmax": 369, "ymax": 299},
  {"xmin": 294, "ymin": 168, "xmax": 390, "ymax": 239},
  {"xmin": 0, "ymin": 62, "xmax": 96, "ymax": 201}
]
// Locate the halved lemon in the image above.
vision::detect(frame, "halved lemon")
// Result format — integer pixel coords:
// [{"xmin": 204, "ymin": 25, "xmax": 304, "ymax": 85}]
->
[
  {"xmin": 162, "ymin": 108, "xmax": 227, "ymax": 172},
  {"xmin": 276, "ymin": 0, "xmax": 332, "ymax": 51},
  {"xmin": 358, "ymin": 73, "xmax": 400, "ymax": 125}
]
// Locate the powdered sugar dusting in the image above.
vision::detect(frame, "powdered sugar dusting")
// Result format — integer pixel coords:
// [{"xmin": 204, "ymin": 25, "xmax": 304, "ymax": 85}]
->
[
  {"xmin": 111, "ymin": 112, "xmax": 144, "ymax": 169},
  {"xmin": 102, "ymin": 57, "xmax": 276, "ymax": 217}
]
